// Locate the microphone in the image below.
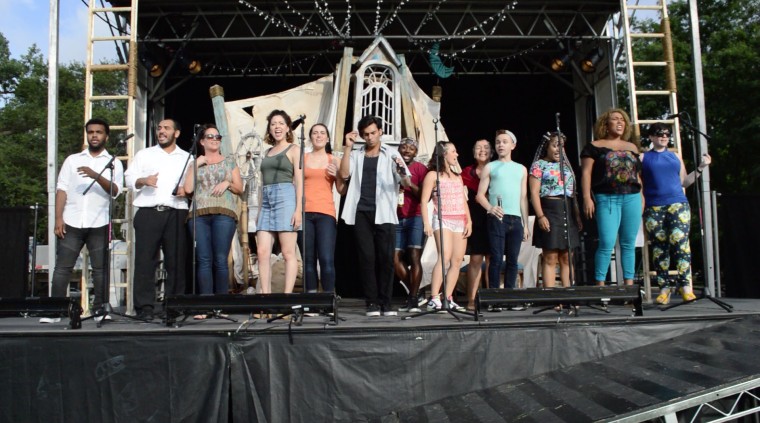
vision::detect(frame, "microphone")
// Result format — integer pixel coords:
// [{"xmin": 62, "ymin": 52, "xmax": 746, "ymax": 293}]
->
[
  {"xmin": 395, "ymin": 156, "xmax": 407, "ymax": 176},
  {"xmin": 194, "ymin": 124, "xmax": 202, "ymax": 132},
  {"xmin": 291, "ymin": 115, "xmax": 306, "ymax": 130},
  {"xmin": 666, "ymin": 111, "xmax": 685, "ymax": 119},
  {"xmin": 118, "ymin": 133, "xmax": 135, "ymax": 145}
]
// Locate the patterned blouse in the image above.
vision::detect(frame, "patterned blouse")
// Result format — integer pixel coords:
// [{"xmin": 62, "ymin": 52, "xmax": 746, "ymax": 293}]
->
[
  {"xmin": 529, "ymin": 159, "xmax": 575, "ymax": 197},
  {"xmin": 580, "ymin": 142, "xmax": 641, "ymax": 194},
  {"xmin": 191, "ymin": 157, "xmax": 239, "ymax": 220}
]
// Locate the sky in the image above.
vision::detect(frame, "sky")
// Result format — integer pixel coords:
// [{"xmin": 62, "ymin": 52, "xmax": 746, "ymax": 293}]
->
[{"xmin": 0, "ymin": 0, "xmax": 108, "ymax": 63}]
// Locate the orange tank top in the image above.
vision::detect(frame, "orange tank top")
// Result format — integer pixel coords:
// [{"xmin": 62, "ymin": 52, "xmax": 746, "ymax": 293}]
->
[{"xmin": 304, "ymin": 153, "xmax": 337, "ymax": 219}]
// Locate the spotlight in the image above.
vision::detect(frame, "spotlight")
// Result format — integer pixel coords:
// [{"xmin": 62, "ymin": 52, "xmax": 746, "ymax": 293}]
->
[
  {"xmin": 178, "ymin": 49, "xmax": 202, "ymax": 74},
  {"xmin": 431, "ymin": 85, "xmax": 442, "ymax": 102},
  {"xmin": 581, "ymin": 47, "xmax": 605, "ymax": 73},
  {"xmin": 138, "ymin": 44, "xmax": 166, "ymax": 78},
  {"xmin": 551, "ymin": 54, "xmax": 570, "ymax": 72}
]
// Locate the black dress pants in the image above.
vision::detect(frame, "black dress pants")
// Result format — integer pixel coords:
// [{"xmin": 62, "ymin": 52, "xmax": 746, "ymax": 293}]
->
[
  {"xmin": 353, "ymin": 210, "xmax": 395, "ymax": 309},
  {"xmin": 133, "ymin": 207, "xmax": 188, "ymax": 311}
]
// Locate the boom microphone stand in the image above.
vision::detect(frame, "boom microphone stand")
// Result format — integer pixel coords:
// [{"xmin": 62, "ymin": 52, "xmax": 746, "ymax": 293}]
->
[
  {"xmin": 174, "ymin": 124, "xmax": 202, "ymax": 296},
  {"xmin": 555, "ymin": 113, "xmax": 576, "ymax": 287},
  {"xmin": 662, "ymin": 113, "xmax": 732, "ymax": 313},
  {"xmin": 81, "ymin": 135, "xmax": 145, "ymax": 326},
  {"xmin": 29, "ymin": 203, "xmax": 41, "ymax": 296},
  {"xmin": 406, "ymin": 119, "xmax": 475, "ymax": 321}
]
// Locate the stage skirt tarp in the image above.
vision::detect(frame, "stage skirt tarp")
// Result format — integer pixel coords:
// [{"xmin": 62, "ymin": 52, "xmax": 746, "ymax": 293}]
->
[{"xmin": 0, "ymin": 319, "xmax": 729, "ymax": 422}]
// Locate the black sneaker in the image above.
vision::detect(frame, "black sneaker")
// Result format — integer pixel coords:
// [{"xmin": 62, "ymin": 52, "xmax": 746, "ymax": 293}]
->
[
  {"xmin": 382, "ymin": 305, "xmax": 398, "ymax": 317},
  {"xmin": 398, "ymin": 296, "xmax": 421, "ymax": 313},
  {"xmin": 365, "ymin": 304, "xmax": 381, "ymax": 317},
  {"xmin": 136, "ymin": 307, "xmax": 154, "ymax": 321}
]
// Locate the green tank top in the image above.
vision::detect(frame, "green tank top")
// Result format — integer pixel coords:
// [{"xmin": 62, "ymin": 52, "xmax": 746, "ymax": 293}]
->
[
  {"xmin": 487, "ymin": 160, "xmax": 524, "ymax": 218},
  {"xmin": 260, "ymin": 144, "xmax": 294, "ymax": 186}
]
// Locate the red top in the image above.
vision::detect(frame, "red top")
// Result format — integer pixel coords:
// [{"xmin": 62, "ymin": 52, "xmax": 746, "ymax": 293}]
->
[{"xmin": 397, "ymin": 161, "xmax": 428, "ymax": 218}]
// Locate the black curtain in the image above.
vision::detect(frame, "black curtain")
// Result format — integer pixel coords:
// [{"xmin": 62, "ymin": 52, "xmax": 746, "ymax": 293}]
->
[
  {"xmin": 0, "ymin": 208, "xmax": 30, "ymax": 297},
  {"xmin": 720, "ymin": 194, "xmax": 760, "ymax": 298}
]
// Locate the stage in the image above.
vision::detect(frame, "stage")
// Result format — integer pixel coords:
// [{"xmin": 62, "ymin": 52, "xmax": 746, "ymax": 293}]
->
[{"xmin": 0, "ymin": 296, "xmax": 758, "ymax": 422}]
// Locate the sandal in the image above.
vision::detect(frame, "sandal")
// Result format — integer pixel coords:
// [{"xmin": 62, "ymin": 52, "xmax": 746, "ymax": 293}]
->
[
  {"xmin": 193, "ymin": 314, "xmax": 208, "ymax": 320},
  {"xmin": 655, "ymin": 288, "xmax": 671, "ymax": 305},
  {"xmin": 679, "ymin": 288, "xmax": 697, "ymax": 302}
]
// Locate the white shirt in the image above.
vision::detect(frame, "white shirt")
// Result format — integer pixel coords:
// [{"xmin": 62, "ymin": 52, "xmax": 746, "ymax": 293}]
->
[
  {"xmin": 57, "ymin": 149, "xmax": 124, "ymax": 228},
  {"xmin": 341, "ymin": 144, "xmax": 408, "ymax": 225},
  {"xmin": 125, "ymin": 144, "xmax": 192, "ymax": 209}
]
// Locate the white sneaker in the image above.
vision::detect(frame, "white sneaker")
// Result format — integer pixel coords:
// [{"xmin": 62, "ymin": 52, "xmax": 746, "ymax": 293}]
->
[
  {"xmin": 426, "ymin": 297, "xmax": 442, "ymax": 311},
  {"xmin": 447, "ymin": 298, "xmax": 466, "ymax": 312},
  {"xmin": 245, "ymin": 286, "xmax": 256, "ymax": 295},
  {"xmin": 94, "ymin": 315, "xmax": 113, "ymax": 322},
  {"xmin": 39, "ymin": 317, "xmax": 61, "ymax": 324}
]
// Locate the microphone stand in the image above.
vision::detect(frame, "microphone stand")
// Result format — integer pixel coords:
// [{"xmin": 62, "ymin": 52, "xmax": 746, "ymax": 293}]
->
[
  {"xmin": 298, "ymin": 118, "xmax": 306, "ymax": 292},
  {"xmin": 555, "ymin": 114, "xmax": 575, "ymax": 287},
  {"xmin": 174, "ymin": 125, "xmax": 201, "ymax": 297},
  {"xmin": 406, "ymin": 119, "xmax": 475, "ymax": 321},
  {"xmin": 29, "ymin": 203, "xmax": 40, "ymax": 296},
  {"xmin": 81, "ymin": 148, "xmax": 144, "ymax": 326},
  {"xmin": 661, "ymin": 114, "xmax": 732, "ymax": 312}
]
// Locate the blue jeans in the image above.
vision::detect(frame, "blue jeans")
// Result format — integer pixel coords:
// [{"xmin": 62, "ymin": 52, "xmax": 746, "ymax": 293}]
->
[
  {"xmin": 395, "ymin": 216, "xmax": 424, "ymax": 250},
  {"xmin": 297, "ymin": 212, "xmax": 337, "ymax": 293},
  {"xmin": 51, "ymin": 224, "xmax": 108, "ymax": 307},
  {"xmin": 188, "ymin": 214, "xmax": 237, "ymax": 294},
  {"xmin": 487, "ymin": 215, "xmax": 524, "ymax": 289},
  {"xmin": 594, "ymin": 193, "xmax": 642, "ymax": 281}
]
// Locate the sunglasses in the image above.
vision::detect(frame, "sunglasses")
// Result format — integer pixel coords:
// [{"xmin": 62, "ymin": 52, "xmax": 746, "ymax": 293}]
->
[
  {"xmin": 654, "ymin": 131, "xmax": 671, "ymax": 137},
  {"xmin": 203, "ymin": 134, "xmax": 223, "ymax": 140}
]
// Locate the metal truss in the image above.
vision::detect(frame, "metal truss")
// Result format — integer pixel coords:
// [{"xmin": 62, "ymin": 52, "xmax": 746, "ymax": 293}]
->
[
  {"xmin": 105, "ymin": 0, "xmax": 621, "ymax": 77},
  {"xmin": 613, "ymin": 378, "xmax": 760, "ymax": 423}
]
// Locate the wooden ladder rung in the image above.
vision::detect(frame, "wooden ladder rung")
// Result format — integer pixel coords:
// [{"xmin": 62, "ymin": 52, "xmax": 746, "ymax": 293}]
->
[{"xmin": 90, "ymin": 64, "xmax": 129, "ymax": 72}]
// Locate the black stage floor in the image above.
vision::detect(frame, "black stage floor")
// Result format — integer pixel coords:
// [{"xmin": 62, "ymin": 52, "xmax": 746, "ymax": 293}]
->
[{"xmin": 1, "ymin": 296, "xmax": 758, "ymax": 422}]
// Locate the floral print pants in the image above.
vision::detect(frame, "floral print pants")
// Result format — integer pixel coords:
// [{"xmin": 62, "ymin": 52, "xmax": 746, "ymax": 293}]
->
[{"xmin": 643, "ymin": 202, "xmax": 692, "ymax": 289}]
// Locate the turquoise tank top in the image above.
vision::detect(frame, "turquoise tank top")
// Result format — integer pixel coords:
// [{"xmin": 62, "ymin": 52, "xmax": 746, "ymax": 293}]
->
[{"xmin": 487, "ymin": 160, "xmax": 524, "ymax": 218}]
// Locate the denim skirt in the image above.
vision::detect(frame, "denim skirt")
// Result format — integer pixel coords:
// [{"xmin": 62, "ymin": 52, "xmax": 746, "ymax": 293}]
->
[{"xmin": 257, "ymin": 182, "xmax": 297, "ymax": 232}]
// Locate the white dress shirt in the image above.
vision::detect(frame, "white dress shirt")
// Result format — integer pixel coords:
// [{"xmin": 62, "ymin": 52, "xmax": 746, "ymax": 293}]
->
[
  {"xmin": 57, "ymin": 149, "xmax": 124, "ymax": 228},
  {"xmin": 341, "ymin": 144, "xmax": 408, "ymax": 225},
  {"xmin": 125, "ymin": 144, "xmax": 192, "ymax": 209}
]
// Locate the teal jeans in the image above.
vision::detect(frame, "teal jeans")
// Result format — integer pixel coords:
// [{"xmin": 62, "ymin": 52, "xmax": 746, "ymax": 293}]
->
[{"xmin": 594, "ymin": 192, "xmax": 641, "ymax": 281}]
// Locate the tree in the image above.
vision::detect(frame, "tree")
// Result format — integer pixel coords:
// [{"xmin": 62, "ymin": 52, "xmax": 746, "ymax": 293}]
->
[
  {"xmin": 626, "ymin": 0, "xmax": 760, "ymax": 194},
  {"xmin": 0, "ymin": 32, "xmax": 127, "ymax": 241}
]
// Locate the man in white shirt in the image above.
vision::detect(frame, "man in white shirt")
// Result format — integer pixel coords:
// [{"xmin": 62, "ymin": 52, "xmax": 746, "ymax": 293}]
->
[
  {"xmin": 339, "ymin": 115, "xmax": 410, "ymax": 317},
  {"xmin": 51, "ymin": 118, "xmax": 124, "ymax": 317},
  {"xmin": 124, "ymin": 119, "xmax": 191, "ymax": 321}
]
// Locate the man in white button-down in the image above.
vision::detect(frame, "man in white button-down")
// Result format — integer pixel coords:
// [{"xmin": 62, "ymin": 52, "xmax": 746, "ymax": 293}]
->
[
  {"xmin": 51, "ymin": 118, "xmax": 124, "ymax": 316},
  {"xmin": 125, "ymin": 118, "xmax": 191, "ymax": 321}
]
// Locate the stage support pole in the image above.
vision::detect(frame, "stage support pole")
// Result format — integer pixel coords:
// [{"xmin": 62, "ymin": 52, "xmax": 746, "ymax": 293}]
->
[
  {"xmin": 687, "ymin": 0, "xmax": 716, "ymax": 295},
  {"xmin": 46, "ymin": 0, "xmax": 60, "ymax": 293}
]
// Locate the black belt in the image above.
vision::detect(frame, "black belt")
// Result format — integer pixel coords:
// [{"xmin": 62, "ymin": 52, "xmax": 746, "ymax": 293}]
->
[{"xmin": 147, "ymin": 205, "xmax": 175, "ymax": 212}]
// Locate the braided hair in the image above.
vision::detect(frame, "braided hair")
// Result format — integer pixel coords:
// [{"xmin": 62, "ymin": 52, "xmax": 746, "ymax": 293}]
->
[{"xmin": 531, "ymin": 131, "xmax": 578, "ymax": 198}]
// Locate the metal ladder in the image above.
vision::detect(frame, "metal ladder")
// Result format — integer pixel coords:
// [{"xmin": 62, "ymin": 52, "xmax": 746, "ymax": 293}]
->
[
  {"xmin": 81, "ymin": 0, "xmax": 138, "ymax": 315},
  {"xmin": 620, "ymin": 0, "xmax": 683, "ymax": 302}
]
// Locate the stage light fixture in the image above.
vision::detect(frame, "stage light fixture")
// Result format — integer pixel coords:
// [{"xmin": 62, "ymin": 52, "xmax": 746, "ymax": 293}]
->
[
  {"xmin": 431, "ymin": 85, "xmax": 442, "ymax": 102},
  {"xmin": 551, "ymin": 54, "xmax": 571, "ymax": 72},
  {"xmin": 178, "ymin": 48, "xmax": 202, "ymax": 74},
  {"xmin": 138, "ymin": 44, "xmax": 166, "ymax": 78},
  {"xmin": 164, "ymin": 293, "xmax": 339, "ymax": 327},
  {"xmin": 581, "ymin": 47, "xmax": 605, "ymax": 73},
  {"xmin": 476, "ymin": 285, "xmax": 643, "ymax": 320}
]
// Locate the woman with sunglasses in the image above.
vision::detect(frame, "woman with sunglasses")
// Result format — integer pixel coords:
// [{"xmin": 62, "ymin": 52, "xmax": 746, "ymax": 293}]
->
[
  {"xmin": 641, "ymin": 123, "xmax": 711, "ymax": 304},
  {"xmin": 184, "ymin": 124, "xmax": 244, "ymax": 301}
]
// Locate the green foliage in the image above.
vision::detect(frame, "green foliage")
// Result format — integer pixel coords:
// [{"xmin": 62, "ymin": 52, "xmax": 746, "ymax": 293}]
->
[
  {"xmin": 0, "ymin": 33, "xmax": 127, "ymax": 241},
  {"xmin": 627, "ymin": 0, "xmax": 760, "ymax": 193}
]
